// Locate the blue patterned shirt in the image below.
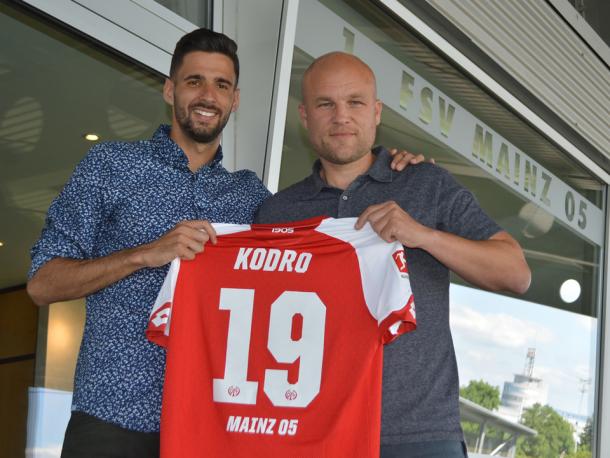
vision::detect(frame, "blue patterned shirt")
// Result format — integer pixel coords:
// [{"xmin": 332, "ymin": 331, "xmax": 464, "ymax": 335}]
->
[{"xmin": 29, "ymin": 125, "xmax": 271, "ymax": 431}]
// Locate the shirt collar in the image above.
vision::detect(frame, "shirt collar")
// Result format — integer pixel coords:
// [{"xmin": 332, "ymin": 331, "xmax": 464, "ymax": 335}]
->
[
  {"xmin": 151, "ymin": 124, "xmax": 224, "ymax": 171},
  {"xmin": 367, "ymin": 146, "xmax": 394, "ymax": 183},
  {"xmin": 301, "ymin": 145, "xmax": 394, "ymax": 199}
]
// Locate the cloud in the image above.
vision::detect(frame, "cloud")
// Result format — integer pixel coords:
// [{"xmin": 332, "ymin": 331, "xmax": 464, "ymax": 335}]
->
[
  {"xmin": 573, "ymin": 313, "xmax": 596, "ymax": 332},
  {"xmin": 25, "ymin": 446, "xmax": 62, "ymax": 458},
  {"xmin": 535, "ymin": 365, "xmax": 572, "ymax": 384},
  {"xmin": 536, "ymin": 364, "xmax": 592, "ymax": 387},
  {"xmin": 534, "ymin": 364, "xmax": 594, "ymax": 414},
  {"xmin": 455, "ymin": 347, "xmax": 507, "ymax": 387},
  {"xmin": 450, "ymin": 298, "xmax": 596, "ymax": 416},
  {"xmin": 450, "ymin": 302, "xmax": 554, "ymax": 349}
]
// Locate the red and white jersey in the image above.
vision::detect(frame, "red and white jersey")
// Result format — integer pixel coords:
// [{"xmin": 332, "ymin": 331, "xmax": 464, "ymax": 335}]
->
[{"xmin": 147, "ymin": 217, "xmax": 415, "ymax": 458}]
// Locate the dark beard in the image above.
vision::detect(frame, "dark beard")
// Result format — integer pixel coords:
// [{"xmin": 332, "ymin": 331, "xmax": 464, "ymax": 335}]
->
[{"xmin": 176, "ymin": 105, "xmax": 231, "ymax": 144}]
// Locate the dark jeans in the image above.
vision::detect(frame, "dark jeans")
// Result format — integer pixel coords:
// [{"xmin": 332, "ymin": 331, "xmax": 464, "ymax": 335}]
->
[
  {"xmin": 381, "ymin": 440, "xmax": 468, "ymax": 458},
  {"xmin": 61, "ymin": 411, "xmax": 160, "ymax": 458}
]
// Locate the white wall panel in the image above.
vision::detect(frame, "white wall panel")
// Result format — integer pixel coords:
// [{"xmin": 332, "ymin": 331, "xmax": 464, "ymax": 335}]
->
[
  {"xmin": 426, "ymin": 0, "xmax": 610, "ymax": 158},
  {"xmin": 73, "ymin": 0, "xmax": 197, "ymax": 52},
  {"xmin": 216, "ymin": 0, "xmax": 284, "ymax": 175},
  {"xmin": 22, "ymin": 0, "xmax": 197, "ymax": 75}
]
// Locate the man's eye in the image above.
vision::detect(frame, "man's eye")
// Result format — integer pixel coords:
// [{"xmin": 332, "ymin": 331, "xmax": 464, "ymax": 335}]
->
[
  {"xmin": 318, "ymin": 102, "xmax": 332, "ymax": 108},
  {"xmin": 349, "ymin": 100, "xmax": 364, "ymax": 106},
  {"xmin": 186, "ymin": 80, "xmax": 199, "ymax": 87},
  {"xmin": 217, "ymin": 83, "xmax": 229, "ymax": 89}
]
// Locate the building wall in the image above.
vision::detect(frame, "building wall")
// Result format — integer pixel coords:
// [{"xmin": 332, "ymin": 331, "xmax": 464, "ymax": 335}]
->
[
  {"xmin": 426, "ymin": 0, "xmax": 610, "ymax": 159},
  {"xmin": 0, "ymin": 289, "xmax": 38, "ymax": 458}
]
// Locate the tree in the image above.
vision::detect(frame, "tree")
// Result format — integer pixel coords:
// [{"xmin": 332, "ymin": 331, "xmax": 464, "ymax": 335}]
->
[
  {"xmin": 460, "ymin": 379, "xmax": 503, "ymax": 453},
  {"xmin": 517, "ymin": 404, "xmax": 575, "ymax": 458},
  {"xmin": 460, "ymin": 379, "xmax": 501, "ymax": 410},
  {"xmin": 566, "ymin": 450, "xmax": 591, "ymax": 458},
  {"xmin": 564, "ymin": 418, "xmax": 594, "ymax": 458},
  {"xmin": 578, "ymin": 418, "xmax": 593, "ymax": 451}
]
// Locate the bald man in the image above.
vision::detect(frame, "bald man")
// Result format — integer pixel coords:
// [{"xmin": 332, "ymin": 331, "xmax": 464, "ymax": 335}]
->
[{"xmin": 255, "ymin": 52, "xmax": 530, "ymax": 458}]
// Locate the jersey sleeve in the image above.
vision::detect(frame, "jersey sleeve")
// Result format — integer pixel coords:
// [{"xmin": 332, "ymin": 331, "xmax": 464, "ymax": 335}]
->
[
  {"xmin": 146, "ymin": 258, "xmax": 181, "ymax": 347},
  {"xmin": 146, "ymin": 223, "xmax": 248, "ymax": 348},
  {"xmin": 357, "ymin": 238, "xmax": 416, "ymax": 344},
  {"xmin": 316, "ymin": 218, "xmax": 416, "ymax": 343}
]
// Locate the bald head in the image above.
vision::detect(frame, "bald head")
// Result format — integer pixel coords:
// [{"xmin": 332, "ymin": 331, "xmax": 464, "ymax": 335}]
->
[
  {"xmin": 297, "ymin": 51, "xmax": 382, "ymax": 169},
  {"xmin": 301, "ymin": 52, "xmax": 377, "ymax": 101}
]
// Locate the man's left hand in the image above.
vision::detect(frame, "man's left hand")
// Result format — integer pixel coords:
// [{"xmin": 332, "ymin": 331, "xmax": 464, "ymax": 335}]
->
[
  {"xmin": 388, "ymin": 148, "xmax": 432, "ymax": 171},
  {"xmin": 355, "ymin": 201, "xmax": 433, "ymax": 248}
]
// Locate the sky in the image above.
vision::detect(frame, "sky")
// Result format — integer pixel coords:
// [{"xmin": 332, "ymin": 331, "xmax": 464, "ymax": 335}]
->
[{"xmin": 450, "ymin": 284, "xmax": 597, "ymax": 417}]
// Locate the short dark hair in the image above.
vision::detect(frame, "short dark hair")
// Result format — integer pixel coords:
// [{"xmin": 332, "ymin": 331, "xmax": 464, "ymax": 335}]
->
[{"xmin": 169, "ymin": 28, "xmax": 239, "ymax": 85}]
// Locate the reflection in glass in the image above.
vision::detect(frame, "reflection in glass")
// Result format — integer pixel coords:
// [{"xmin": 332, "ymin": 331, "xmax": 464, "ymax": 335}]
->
[
  {"xmin": 566, "ymin": 0, "xmax": 610, "ymax": 48},
  {"xmin": 281, "ymin": 1, "xmax": 604, "ymax": 456},
  {"xmin": 560, "ymin": 279, "xmax": 582, "ymax": 304},
  {"xmin": 0, "ymin": 2, "xmax": 169, "ymax": 457},
  {"xmin": 155, "ymin": 0, "xmax": 211, "ymax": 27}
]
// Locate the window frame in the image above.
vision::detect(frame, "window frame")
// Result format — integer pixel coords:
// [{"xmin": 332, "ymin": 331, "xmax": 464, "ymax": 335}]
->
[{"xmin": 267, "ymin": 0, "xmax": 610, "ymax": 455}]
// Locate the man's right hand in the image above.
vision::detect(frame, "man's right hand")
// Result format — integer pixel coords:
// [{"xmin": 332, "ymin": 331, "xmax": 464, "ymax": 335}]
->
[
  {"xmin": 27, "ymin": 220, "xmax": 218, "ymax": 306},
  {"xmin": 134, "ymin": 220, "xmax": 217, "ymax": 268}
]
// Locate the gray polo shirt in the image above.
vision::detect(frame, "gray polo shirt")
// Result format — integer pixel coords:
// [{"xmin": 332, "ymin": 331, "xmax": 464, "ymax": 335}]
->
[{"xmin": 254, "ymin": 146, "xmax": 501, "ymax": 445}]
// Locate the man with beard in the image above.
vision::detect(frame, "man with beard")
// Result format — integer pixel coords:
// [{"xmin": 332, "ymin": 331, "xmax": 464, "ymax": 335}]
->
[
  {"xmin": 26, "ymin": 29, "xmax": 269, "ymax": 458},
  {"xmin": 254, "ymin": 52, "xmax": 531, "ymax": 458},
  {"xmin": 27, "ymin": 30, "xmax": 419, "ymax": 458}
]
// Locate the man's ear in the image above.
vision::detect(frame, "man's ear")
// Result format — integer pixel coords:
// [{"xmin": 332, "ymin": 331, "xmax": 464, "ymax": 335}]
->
[
  {"xmin": 298, "ymin": 103, "xmax": 308, "ymax": 129},
  {"xmin": 231, "ymin": 88, "xmax": 240, "ymax": 113},
  {"xmin": 374, "ymin": 99, "xmax": 382, "ymax": 126},
  {"xmin": 163, "ymin": 78, "xmax": 174, "ymax": 106}
]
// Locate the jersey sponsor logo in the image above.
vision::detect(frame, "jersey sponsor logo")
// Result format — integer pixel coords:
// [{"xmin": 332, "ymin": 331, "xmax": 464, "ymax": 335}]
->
[
  {"xmin": 234, "ymin": 247, "xmax": 312, "ymax": 273},
  {"xmin": 227, "ymin": 385, "xmax": 241, "ymax": 397},
  {"xmin": 285, "ymin": 389, "xmax": 298, "ymax": 401},
  {"xmin": 150, "ymin": 302, "xmax": 171, "ymax": 328},
  {"xmin": 271, "ymin": 227, "xmax": 294, "ymax": 234},
  {"xmin": 392, "ymin": 250, "xmax": 409, "ymax": 276},
  {"xmin": 226, "ymin": 416, "xmax": 298, "ymax": 436}
]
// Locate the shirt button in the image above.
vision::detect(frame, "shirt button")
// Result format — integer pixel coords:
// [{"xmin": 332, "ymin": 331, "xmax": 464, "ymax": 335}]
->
[{"xmin": 342, "ymin": 195, "xmax": 348, "ymax": 201}]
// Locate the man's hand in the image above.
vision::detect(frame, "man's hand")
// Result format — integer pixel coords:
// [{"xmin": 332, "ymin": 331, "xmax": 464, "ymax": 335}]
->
[
  {"xmin": 134, "ymin": 220, "xmax": 217, "ymax": 268},
  {"xmin": 355, "ymin": 201, "xmax": 530, "ymax": 293},
  {"xmin": 355, "ymin": 201, "xmax": 432, "ymax": 248},
  {"xmin": 27, "ymin": 220, "xmax": 218, "ymax": 305},
  {"xmin": 388, "ymin": 148, "xmax": 433, "ymax": 171}
]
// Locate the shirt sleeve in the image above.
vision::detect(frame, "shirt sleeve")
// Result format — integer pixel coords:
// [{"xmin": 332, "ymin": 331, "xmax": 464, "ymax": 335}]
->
[
  {"xmin": 146, "ymin": 258, "xmax": 181, "ymax": 347},
  {"xmin": 28, "ymin": 144, "xmax": 110, "ymax": 278},
  {"xmin": 436, "ymin": 168, "xmax": 502, "ymax": 241}
]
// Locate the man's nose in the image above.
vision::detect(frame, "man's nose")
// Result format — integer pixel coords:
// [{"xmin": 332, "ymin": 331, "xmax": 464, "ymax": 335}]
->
[
  {"xmin": 197, "ymin": 82, "xmax": 217, "ymax": 101},
  {"xmin": 332, "ymin": 103, "xmax": 350, "ymax": 123}
]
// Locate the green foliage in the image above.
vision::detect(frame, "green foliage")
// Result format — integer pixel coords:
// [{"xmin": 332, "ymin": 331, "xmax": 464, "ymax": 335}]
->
[
  {"xmin": 460, "ymin": 380, "xmax": 503, "ymax": 453},
  {"xmin": 461, "ymin": 419, "xmax": 510, "ymax": 455},
  {"xmin": 566, "ymin": 450, "xmax": 591, "ymax": 458},
  {"xmin": 578, "ymin": 418, "xmax": 593, "ymax": 452},
  {"xmin": 460, "ymin": 379, "xmax": 501, "ymax": 410},
  {"xmin": 516, "ymin": 404, "xmax": 575, "ymax": 458}
]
